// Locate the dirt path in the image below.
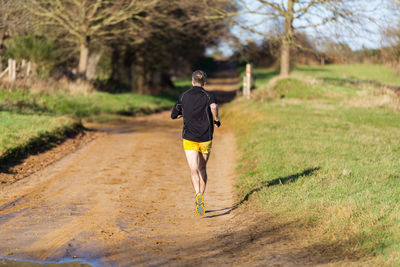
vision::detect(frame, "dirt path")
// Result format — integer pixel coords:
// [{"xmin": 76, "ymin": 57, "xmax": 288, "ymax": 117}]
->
[
  {"xmin": 0, "ymin": 67, "xmax": 241, "ymax": 266},
  {"xmin": 0, "ymin": 63, "xmax": 332, "ymax": 266},
  {"xmin": 0, "ymin": 110, "xmax": 240, "ymax": 266}
]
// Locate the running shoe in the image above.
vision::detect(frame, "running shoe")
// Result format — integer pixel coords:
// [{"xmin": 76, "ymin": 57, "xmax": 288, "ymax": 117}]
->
[{"xmin": 195, "ymin": 193, "xmax": 205, "ymax": 216}]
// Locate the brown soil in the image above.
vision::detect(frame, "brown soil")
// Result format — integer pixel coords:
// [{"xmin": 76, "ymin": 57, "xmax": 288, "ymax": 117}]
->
[
  {"xmin": 0, "ymin": 67, "xmax": 334, "ymax": 266},
  {"xmin": 0, "ymin": 131, "xmax": 101, "ymax": 187}
]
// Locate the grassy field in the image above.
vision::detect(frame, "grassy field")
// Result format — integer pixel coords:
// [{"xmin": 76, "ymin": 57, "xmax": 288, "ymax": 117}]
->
[
  {"xmin": 0, "ymin": 89, "xmax": 174, "ymax": 117},
  {"xmin": 293, "ymin": 64, "xmax": 400, "ymax": 86},
  {"xmin": 0, "ymin": 86, "xmax": 176, "ymax": 163},
  {"xmin": 223, "ymin": 64, "xmax": 400, "ymax": 265}
]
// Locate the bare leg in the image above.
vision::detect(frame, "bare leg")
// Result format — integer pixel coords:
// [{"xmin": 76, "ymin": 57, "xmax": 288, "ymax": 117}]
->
[
  {"xmin": 199, "ymin": 152, "xmax": 210, "ymax": 195},
  {"xmin": 184, "ymin": 150, "xmax": 211, "ymax": 195},
  {"xmin": 184, "ymin": 150, "xmax": 202, "ymax": 194}
]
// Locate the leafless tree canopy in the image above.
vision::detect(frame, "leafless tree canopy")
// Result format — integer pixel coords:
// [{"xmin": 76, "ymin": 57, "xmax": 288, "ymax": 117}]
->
[
  {"xmin": 214, "ymin": 0, "xmax": 376, "ymax": 76},
  {"xmin": 25, "ymin": 0, "xmax": 157, "ymax": 78},
  {"xmin": 0, "ymin": 0, "xmax": 232, "ymax": 93}
]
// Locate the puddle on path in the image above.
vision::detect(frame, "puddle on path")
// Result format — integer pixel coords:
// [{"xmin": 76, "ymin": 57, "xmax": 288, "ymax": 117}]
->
[{"xmin": 0, "ymin": 258, "xmax": 92, "ymax": 267}]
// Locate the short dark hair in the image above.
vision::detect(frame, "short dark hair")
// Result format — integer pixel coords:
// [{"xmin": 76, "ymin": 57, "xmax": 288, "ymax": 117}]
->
[{"xmin": 192, "ymin": 70, "xmax": 207, "ymax": 86}]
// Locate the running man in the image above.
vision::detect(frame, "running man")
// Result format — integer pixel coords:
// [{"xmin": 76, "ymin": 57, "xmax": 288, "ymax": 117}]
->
[{"xmin": 171, "ymin": 70, "xmax": 221, "ymax": 216}]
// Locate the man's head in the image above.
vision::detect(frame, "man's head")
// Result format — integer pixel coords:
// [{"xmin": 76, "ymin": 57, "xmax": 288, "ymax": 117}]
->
[{"xmin": 192, "ymin": 70, "xmax": 207, "ymax": 87}]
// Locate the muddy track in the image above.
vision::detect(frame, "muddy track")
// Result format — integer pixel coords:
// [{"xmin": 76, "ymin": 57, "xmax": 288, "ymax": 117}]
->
[
  {"xmin": 0, "ymin": 64, "xmax": 332, "ymax": 266},
  {"xmin": 0, "ymin": 110, "xmax": 240, "ymax": 266}
]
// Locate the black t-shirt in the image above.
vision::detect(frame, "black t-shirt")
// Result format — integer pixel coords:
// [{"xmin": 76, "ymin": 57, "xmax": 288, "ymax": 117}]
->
[{"xmin": 171, "ymin": 86, "xmax": 217, "ymax": 142}]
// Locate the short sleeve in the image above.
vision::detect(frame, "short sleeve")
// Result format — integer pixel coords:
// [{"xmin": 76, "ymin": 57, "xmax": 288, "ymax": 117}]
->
[{"xmin": 209, "ymin": 92, "xmax": 217, "ymax": 105}]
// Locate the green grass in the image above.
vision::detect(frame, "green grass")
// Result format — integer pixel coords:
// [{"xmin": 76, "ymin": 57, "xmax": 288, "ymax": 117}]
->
[
  {"xmin": 0, "ymin": 89, "xmax": 174, "ymax": 118},
  {"xmin": 253, "ymin": 68, "xmax": 279, "ymax": 88},
  {"xmin": 223, "ymin": 65, "xmax": 400, "ymax": 265},
  {"xmin": 238, "ymin": 66, "xmax": 279, "ymax": 89},
  {"xmin": 293, "ymin": 64, "xmax": 400, "ymax": 86},
  {"xmin": 0, "ymin": 111, "xmax": 79, "ymax": 164},
  {"xmin": 159, "ymin": 78, "xmax": 192, "ymax": 102},
  {"xmin": 0, "ymin": 85, "xmax": 177, "ymax": 165}
]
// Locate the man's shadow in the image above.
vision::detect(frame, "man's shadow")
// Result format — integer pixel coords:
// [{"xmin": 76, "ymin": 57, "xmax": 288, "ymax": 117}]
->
[{"xmin": 204, "ymin": 167, "xmax": 320, "ymax": 219}]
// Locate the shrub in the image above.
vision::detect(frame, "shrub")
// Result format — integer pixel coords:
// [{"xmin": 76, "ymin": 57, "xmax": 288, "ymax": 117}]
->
[{"xmin": 6, "ymin": 35, "xmax": 60, "ymax": 78}]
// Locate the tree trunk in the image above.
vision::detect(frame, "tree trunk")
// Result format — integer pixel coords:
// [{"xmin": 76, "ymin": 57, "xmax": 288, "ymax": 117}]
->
[
  {"xmin": 280, "ymin": 0, "xmax": 294, "ymax": 77},
  {"xmin": 86, "ymin": 52, "xmax": 102, "ymax": 81},
  {"xmin": 135, "ymin": 53, "xmax": 152, "ymax": 94},
  {"xmin": 111, "ymin": 49, "xmax": 122, "ymax": 83},
  {"xmin": 78, "ymin": 43, "xmax": 89, "ymax": 78},
  {"xmin": 280, "ymin": 39, "xmax": 290, "ymax": 77},
  {"xmin": 110, "ymin": 47, "xmax": 134, "ymax": 91},
  {"xmin": 320, "ymin": 56, "xmax": 325, "ymax": 66},
  {"xmin": 0, "ymin": 30, "xmax": 9, "ymax": 51},
  {"xmin": 111, "ymin": 49, "xmax": 172, "ymax": 95},
  {"xmin": 136, "ymin": 63, "xmax": 149, "ymax": 94}
]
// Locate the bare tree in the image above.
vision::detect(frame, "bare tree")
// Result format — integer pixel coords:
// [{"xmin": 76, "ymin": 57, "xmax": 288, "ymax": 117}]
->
[
  {"xmin": 27, "ymin": 0, "xmax": 156, "ymax": 79},
  {"xmin": 213, "ymin": 0, "xmax": 373, "ymax": 77},
  {"xmin": 380, "ymin": 1, "xmax": 400, "ymax": 72}
]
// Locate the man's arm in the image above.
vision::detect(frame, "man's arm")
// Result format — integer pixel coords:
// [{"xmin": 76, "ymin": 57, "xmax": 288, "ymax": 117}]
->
[
  {"xmin": 171, "ymin": 102, "xmax": 182, "ymax": 119},
  {"xmin": 210, "ymin": 103, "xmax": 220, "ymax": 127}
]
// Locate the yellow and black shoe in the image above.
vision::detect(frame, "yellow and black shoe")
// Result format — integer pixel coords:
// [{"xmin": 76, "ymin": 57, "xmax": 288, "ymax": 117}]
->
[{"xmin": 195, "ymin": 193, "xmax": 205, "ymax": 216}]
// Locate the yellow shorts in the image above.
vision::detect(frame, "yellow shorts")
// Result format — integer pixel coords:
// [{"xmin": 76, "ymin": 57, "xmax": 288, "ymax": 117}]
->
[{"xmin": 183, "ymin": 139, "xmax": 212, "ymax": 154}]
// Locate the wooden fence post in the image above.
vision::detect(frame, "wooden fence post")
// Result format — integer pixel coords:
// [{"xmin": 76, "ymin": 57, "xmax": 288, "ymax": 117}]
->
[
  {"xmin": 12, "ymin": 59, "xmax": 16, "ymax": 81},
  {"xmin": 8, "ymin": 59, "xmax": 12, "ymax": 81},
  {"xmin": 243, "ymin": 63, "xmax": 251, "ymax": 99},
  {"xmin": 27, "ymin": 61, "xmax": 31, "ymax": 76}
]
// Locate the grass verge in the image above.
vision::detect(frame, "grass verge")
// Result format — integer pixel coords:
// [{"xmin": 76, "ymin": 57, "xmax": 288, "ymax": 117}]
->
[
  {"xmin": 293, "ymin": 64, "xmax": 400, "ymax": 86},
  {"xmin": 0, "ymin": 89, "xmax": 174, "ymax": 118},
  {"xmin": 223, "ymin": 66, "xmax": 400, "ymax": 265},
  {"xmin": 0, "ymin": 112, "xmax": 81, "ymax": 166},
  {"xmin": 0, "ymin": 84, "xmax": 179, "ymax": 167}
]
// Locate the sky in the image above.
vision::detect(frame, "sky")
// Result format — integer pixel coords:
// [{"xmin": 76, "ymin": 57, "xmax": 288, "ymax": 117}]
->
[{"xmin": 207, "ymin": 0, "xmax": 398, "ymax": 57}]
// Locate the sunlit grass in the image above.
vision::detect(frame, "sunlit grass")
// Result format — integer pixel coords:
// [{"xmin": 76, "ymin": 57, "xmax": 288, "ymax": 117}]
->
[
  {"xmin": 223, "ymin": 65, "xmax": 400, "ymax": 265},
  {"xmin": 0, "ymin": 85, "xmax": 176, "ymax": 161},
  {"xmin": 0, "ymin": 112, "xmax": 76, "ymax": 158},
  {"xmin": 0, "ymin": 89, "xmax": 174, "ymax": 117},
  {"xmin": 293, "ymin": 64, "xmax": 400, "ymax": 86}
]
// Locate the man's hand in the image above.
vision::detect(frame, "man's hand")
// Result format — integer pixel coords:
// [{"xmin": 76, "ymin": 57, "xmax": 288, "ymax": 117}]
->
[{"xmin": 210, "ymin": 103, "xmax": 220, "ymax": 128}]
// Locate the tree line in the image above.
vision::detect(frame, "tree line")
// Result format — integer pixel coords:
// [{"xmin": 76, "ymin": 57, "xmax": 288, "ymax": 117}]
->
[
  {"xmin": 219, "ymin": 0, "xmax": 382, "ymax": 77},
  {"xmin": 233, "ymin": 34, "xmax": 399, "ymax": 70},
  {"xmin": 1, "ymin": 0, "xmax": 398, "ymax": 94},
  {"xmin": 0, "ymin": 0, "xmax": 233, "ymax": 94}
]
